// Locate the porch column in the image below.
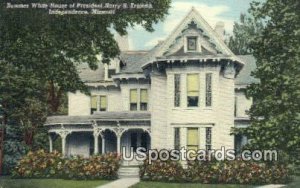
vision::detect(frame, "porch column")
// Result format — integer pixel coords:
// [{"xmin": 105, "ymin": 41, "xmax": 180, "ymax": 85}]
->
[
  {"xmin": 48, "ymin": 134, "xmax": 53, "ymax": 153},
  {"xmin": 57, "ymin": 130, "xmax": 71, "ymax": 157},
  {"xmin": 101, "ymin": 136, "xmax": 105, "ymax": 154},
  {"xmin": 94, "ymin": 134, "xmax": 99, "ymax": 155},
  {"xmin": 117, "ymin": 135, "xmax": 121, "ymax": 154}
]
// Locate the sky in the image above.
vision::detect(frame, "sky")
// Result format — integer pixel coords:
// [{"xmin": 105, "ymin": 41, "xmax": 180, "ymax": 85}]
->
[{"xmin": 127, "ymin": 0, "xmax": 256, "ymax": 50}]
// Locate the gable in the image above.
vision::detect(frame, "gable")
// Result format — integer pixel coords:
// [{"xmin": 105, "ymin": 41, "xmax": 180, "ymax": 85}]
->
[{"xmin": 150, "ymin": 7, "xmax": 234, "ymax": 60}]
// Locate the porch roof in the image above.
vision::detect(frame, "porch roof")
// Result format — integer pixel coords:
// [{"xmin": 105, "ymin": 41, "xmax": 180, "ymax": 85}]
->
[{"xmin": 45, "ymin": 111, "xmax": 151, "ymax": 125}]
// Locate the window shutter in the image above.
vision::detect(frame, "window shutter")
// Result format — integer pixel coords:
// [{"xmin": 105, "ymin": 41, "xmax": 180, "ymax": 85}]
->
[
  {"xmin": 187, "ymin": 74, "xmax": 199, "ymax": 96},
  {"xmin": 130, "ymin": 89, "xmax": 138, "ymax": 103},
  {"xmin": 91, "ymin": 96, "xmax": 97, "ymax": 109},
  {"xmin": 140, "ymin": 89, "xmax": 148, "ymax": 103}
]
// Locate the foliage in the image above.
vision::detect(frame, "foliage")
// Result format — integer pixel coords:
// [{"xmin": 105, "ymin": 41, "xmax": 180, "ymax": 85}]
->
[
  {"xmin": 234, "ymin": 0, "xmax": 300, "ymax": 164},
  {"xmin": 13, "ymin": 150, "xmax": 121, "ymax": 180},
  {"xmin": 140, "ymin": 159, "xmax": 292, "ymax": 184},
  {"xmin": 228, "ymin": 14, "xmax": 264, "ymax": 55},
  {"xmin": 63, "ymin": 153, "xmax": 120, "ymax": 180},
  {"xmin": 3, "ymin": 124, "xmax": 29, "ymax": 175},
  {"xmin": 140, "ymin": 159, "xmax": 186, "ymax": 182},
  {"xmin": 0, "ymin": 0, "xmax": 171, "ymax": 113}
]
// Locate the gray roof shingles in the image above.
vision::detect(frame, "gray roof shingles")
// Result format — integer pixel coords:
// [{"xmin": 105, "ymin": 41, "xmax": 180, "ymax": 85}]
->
[{"xmin": 76, "ymin": 52, "xmax": 258, "ymax": 85}]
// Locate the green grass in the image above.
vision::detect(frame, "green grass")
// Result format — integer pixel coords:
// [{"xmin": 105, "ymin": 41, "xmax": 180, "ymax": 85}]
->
[
  {"xmin": 132, "ymin": 176, "xmax": 300, "ymax": 188},
  {"xmin": 0, "ymin": 177, "xmax": 110, "ymax": 188},
  {"xmin": 130, "ymin": 182, "xmax": 254, "ymax": 188},
  {"xmin": 286, "ymin": 176, "xmax": 300, "ymax": 188}
]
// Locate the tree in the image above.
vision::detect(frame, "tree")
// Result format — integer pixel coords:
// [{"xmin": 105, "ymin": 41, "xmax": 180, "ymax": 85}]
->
[
  {"xmin": 235, "ymin": 0, "xmax": 300, "ymax": 163},
  {"xmin": 0, "ymin": 0, "xmax": 171, "ymax": 174},
  {"xmin": 228, "ymin": 13, "xmax": 264, "ymax": 55}
]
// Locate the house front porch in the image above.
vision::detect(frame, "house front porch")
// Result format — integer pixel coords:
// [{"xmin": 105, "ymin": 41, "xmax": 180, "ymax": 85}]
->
[{"xmin": 45, "ymin": 112, "xmax": 151, "ymax": 158}]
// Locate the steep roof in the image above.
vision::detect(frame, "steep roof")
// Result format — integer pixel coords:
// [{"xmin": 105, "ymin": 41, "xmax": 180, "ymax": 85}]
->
[
  {"xmin": 77, "ymin": 62, "xmax": 105, "ymax": 82},
  {"xmin": 235, "ymin": 55, "xmax": 259, "ymax": 85}
]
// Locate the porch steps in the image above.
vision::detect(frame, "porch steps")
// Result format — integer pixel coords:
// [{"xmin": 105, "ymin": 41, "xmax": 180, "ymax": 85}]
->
[{"xmin": 118, "ymin": 166, "xmax": 140, "ymax": 178}]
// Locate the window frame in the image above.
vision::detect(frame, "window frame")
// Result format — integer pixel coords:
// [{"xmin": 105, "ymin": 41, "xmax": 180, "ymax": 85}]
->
[
  {"xmin": 130, "ymin": 89, "xmax": 138, "ymax": 111},
  {"xmin": 187, "ymin": 36, "xmax": 198, "ymax": 52}
]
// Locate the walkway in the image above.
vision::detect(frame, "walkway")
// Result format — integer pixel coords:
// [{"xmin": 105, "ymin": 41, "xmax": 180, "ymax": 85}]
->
[
  {"xmin": 97, "ymin": 178, "xmax": 140, "ymax": 188},
  {"xmin": 256, "ymin": 185, "xmax": 286, "ymax": 188}
]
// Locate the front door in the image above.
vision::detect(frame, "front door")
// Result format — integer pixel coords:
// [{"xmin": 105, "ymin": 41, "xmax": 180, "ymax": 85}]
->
[{"xmin": 131, "ymin": 133, "xmax": 138, "ymax": 152}]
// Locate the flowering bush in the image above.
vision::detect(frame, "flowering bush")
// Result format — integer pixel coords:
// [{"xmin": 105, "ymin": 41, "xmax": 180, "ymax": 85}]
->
[
  {"xmin": 187, "ymin": 159, "xmax": 291, "ymax": 184},
  {"xmin": 13, "ymin": 150, "xmax": 64, "ymax": 178},
  {"xmin": 140, "ymin": 159, "xmax": 291, "ymax": 184},
  {"xmin": 64, "ymin": 153, "xmax": 120, "ymax": 180},
  {"xmin": 13, "ymin": 150, "xmax": 121, "ymax": 180},
  {"xmin": 140, "ymin": 159, "xmax": 186, "ymax": 182}
]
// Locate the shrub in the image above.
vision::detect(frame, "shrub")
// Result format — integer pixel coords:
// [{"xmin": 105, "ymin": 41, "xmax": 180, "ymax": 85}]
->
[
  {"xmin": 13, "ymin": 150, "xmax": 64, "ymax": 178},
  {"xmin": 12, "ymin": 150, "xmax": 121, "ymax": 180},
  {"xmin": 140, "ymin": 159, "xmax": 292, "ymax": 184},
  {"xmin": 140, "ymin": 159, "xmax": 186, "ymax": 182},
  {"xmin": 64, "ymin": 153, "xmax": 120, "ymax": 180}
]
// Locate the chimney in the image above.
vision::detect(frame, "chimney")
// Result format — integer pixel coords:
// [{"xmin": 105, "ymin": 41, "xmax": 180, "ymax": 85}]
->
[
  {"xmin": 214, "ymin": 21, "xmax": 225, "ymax": 41},
  {"xmin": 115, "ymin": 34, "xmax": 129, "ymax": 51}
]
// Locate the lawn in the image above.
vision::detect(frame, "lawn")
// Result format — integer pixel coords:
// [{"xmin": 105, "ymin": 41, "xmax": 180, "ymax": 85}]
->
[
  {"xmin": 130, "ymin": 182, "xmax": 254, "ymax": 188},
  {"xmin": 131, "ymin": 176, "xmax": 300, "ymax": 188},
  {"xmin": 0, "ymin": 177, "xmax": 110, "ymax": 188}
]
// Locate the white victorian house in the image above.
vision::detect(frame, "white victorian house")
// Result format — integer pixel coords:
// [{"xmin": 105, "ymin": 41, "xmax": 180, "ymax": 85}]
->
[{"xmin": 45, "ymin": 8, "xmax": 258, "ymax": 158}]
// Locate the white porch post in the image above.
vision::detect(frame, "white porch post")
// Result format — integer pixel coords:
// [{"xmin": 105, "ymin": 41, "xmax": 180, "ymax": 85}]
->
[
  {"xmin": 93, "ymin": 127, "xmax": 104, "ymax": 155},
  {"xmin": 57, "ymin": 130, "xmax": 71, "ymax": 157},
  {"xmin": 94, "ymin": 133, "xmax": 99, "ymax": 155},
  {"xmin": 117, "ymin": 135, "xmax": 121, "ymax": 154},
  {"xmin": 101, "ymin": 136, "xmax": 105, "ymax": 154},
  {"xmin": 48, "ymin": 134, "xmax": 53, "ymax": 153}
]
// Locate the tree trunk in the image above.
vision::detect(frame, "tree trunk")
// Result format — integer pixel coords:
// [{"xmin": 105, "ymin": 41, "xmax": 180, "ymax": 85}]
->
[
  {"xmin": 48, "ymin": 81, "xmax": 63, "ymax": 113},
  {"xmin": 0, "ymin": 110, "xmax": 8, "ymax": 176}
]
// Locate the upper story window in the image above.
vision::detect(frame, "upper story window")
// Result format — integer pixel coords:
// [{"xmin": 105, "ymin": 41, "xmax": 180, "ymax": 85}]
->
[
  {"xmin": 99, "ymin": 96, "xmax": 107, "ymax": 111},
  {"xmin": 130, "ymin": 89, "xmax": 148, "ymax": 111},
  {"xmin": 140, "ymin": 89, "xmax": 148, "ymax": 111},
  {"xmin": 174, "ymin": 74, "xmax": 181, "ymax": 107},
  {"xmin": 205, "ymin": 73, "xmax": 212, "ymax": 107},
  {"xmin": 130, "ymin": 89, "xmax": 138, "ymax": 111},
  {"xmin": 91, "ymin": 95, "xmax": 98, "ymax": 114},
  {"xmin": 187, "ymin": 36, "xmax": 198, "ymax": 51},
  {"xmin": 91, "ymin": 95, "xmax": 107, "ymax": 114},
  {"xmin": 187, "ymin": 74, "xmax": 199, "ymax": 107}
]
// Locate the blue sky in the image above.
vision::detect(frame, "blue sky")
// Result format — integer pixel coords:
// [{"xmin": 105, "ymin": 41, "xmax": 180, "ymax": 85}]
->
[{"xmin": 127, "ymin": 0, "xmax": 257, "ymax": 50}]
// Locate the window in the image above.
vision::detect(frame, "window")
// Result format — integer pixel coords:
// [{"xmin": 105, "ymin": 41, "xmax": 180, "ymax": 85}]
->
[
  {"xmin": 91, "ymin": 95, "xmax": 97, "ymax": 114},
  {"xmin": 174, "ymin": 128, "xmax": 180, "ymax": 150},
  {"xmin": 187, "ymin": 37, "xmax": 197, "ymax": 51},
  {"xmin": 187, "ymin": 128, "xmax": 198, "ymax": 151},
  {"xmin": 130, "ymin": 89, "xmax": 138, "ymax": 111},
  {"xmin": 108, "ymin": 69, "xmax": 116, "ymax": 79},
  {"xmin": 140, "ymin": 89, "xmax": 148, "ymax": 111},
  {"xmin": 187, "ymin": 74, "xmax": 199, "ymax": 107},
  {"xmin": 100, "ymin": 96, "xmax": 107, "ymax": 111},
  {"xmin": 206, "ymin": 73, "xmax": 212, "ymax": 107},
  {"xmin": 205, "ymin": 127, "xmax": 212, "ymax": 150},
  {"xmin": 174, "ymin": 74, "xmax": 181, "ymax": 107}
]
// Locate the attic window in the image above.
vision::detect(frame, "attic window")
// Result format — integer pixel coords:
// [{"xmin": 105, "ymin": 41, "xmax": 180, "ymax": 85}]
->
[
  {"xmin": 108, "ymin": 69, "xmax": 116, "ymax": 79},
  {"xmin": 187, "ymin": 36, "xmax": 197, "ymax": 51}
]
